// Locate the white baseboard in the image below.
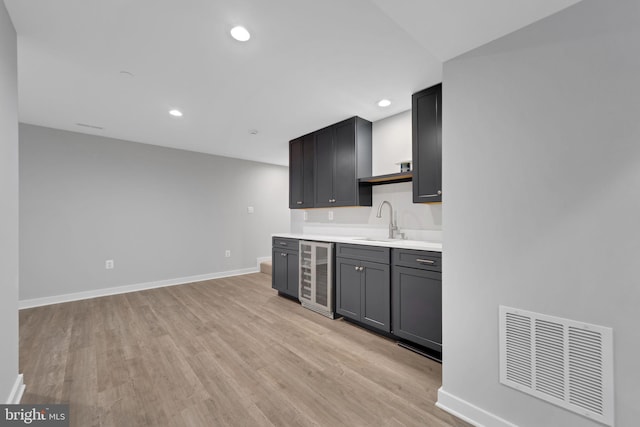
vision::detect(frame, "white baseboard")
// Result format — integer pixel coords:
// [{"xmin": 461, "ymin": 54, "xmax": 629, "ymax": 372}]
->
[
  {"xmin": 19, "ymin": 267, "xmax": 258, "ymax": 309},
  {"xmin": 6, "ymin": 374, "xmax": 25, "ymax": 404},
  {"xmin": 437, "ymin": 387, "xmax": 518, "ymax": 427}
]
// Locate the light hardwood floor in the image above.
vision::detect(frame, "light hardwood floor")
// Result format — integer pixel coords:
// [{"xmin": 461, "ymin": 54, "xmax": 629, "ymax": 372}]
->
[{"xmin": 20, "ymin": 273, "xmax": 469, "ymax": 427}]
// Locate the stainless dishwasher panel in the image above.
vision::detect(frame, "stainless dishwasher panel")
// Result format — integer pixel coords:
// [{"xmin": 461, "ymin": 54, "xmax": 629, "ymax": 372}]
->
[{"xmin": 299, "ymin": 241, "xmax": 334, "ymax": 318}]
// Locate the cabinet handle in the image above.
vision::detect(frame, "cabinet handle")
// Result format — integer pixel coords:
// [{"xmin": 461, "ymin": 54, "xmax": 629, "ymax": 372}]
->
[
  {"xmin": 359, "ymin": 266, "xmax": 364, "ymax": 271},
  {"xmin": 279, "ymin": 242, "xmax": 287, "ymax": 246},
  {"xmin": 416, "ymin": 259, "xmax": 435, "ymax": 264},
  {"xmin": 328, "ymin": 198, "xmax": 336, "ymax": 203},
  {"xmin": 296, "ymin": 201, "xmax": 303, "ymax": 205},
  {"xmin": 354, "ymin": 266, "xmax": 359, "ymax": 271},
  {"xmin": 419, "ymin": 190, "xmax": 442, "ymax": 198},
  {"xmin": 281, "ymin": 253, "xmax": 287, "ymax": 257}
]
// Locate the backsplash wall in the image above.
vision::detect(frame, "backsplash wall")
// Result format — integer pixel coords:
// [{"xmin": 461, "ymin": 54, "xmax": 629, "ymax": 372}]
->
[{"xmin": 290, "ymin": 110, "xmax": 442, "ymax": 239}]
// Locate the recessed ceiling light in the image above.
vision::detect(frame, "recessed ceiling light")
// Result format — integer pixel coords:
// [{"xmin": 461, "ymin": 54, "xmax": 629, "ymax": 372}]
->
[
  {"xmin": 378, "ymin": 99, "xmax": 391, "ymax": 107},
  {"xmin": 230, "ymin": 26, "xmax": 251, "ymax": 42},
  {"xmin": 169, "ymin": 109, "xmax": 183, "ymax": 117},
  {"xmin": 249, "ymin": 129, "xmax": 258, "ymax": 135}
]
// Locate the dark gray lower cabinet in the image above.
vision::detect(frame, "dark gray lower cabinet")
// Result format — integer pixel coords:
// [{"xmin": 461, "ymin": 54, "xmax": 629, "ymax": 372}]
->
[
  {"xmin": 361, "ymin": 261, "xmax": 390, "ymax": 331},
  {"xmin": 272, "ymin": 238, "xmax": 299, "ymax": 299},
  {"xmin": 336, "ymin": 243, "xmax": 390, "ymax": 332},
  {"xmin": 336, "ymin": 258, "xmax": 361, "ymax": 319},
  {"xmin": 392, "ymin": 261, "xmax": 442, "ymax": 352}
]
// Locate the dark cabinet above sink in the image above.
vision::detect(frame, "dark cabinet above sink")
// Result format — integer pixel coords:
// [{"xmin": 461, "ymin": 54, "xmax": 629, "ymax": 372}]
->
[{"xmin": 315, "ymin": 117, "xmax": 372, "ymax": 208}]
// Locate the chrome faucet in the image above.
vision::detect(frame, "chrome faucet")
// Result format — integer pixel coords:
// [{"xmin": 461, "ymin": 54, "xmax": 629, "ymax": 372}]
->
[{"xmin": 376, "ymin": 200, "xmax": 398, "ymax": 239}]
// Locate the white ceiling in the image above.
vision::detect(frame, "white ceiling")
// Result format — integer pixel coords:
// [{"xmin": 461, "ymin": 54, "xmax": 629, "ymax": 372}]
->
[{"xmin": 4, "ymin": 0, "xmax": 582, "ymax": 166}]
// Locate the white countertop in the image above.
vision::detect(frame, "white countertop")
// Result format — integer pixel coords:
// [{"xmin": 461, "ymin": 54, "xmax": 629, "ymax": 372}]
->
[{"xmin": 273, "ymin": 233, "xmax": 442, "ymax": 252}]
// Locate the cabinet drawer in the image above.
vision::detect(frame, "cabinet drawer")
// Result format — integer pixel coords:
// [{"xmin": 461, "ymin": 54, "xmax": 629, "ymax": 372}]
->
[
  {"xmin": 393, "ymin": 249, "xmax": 441, "ymax": 272},
  {"xmin": 272, "ymin": 237, "xmax": 299, "ymax": 251},
  {"xmin": 336, "ymin": 243, "xmax": 390, "ymax": 264}
]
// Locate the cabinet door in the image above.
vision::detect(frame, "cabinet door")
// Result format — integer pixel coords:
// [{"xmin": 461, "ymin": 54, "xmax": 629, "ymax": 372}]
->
[
  {"xmin": 413, "ymin": 84, "xmax": 442, "ymax": 203},
  {"xmin": 333, "ymin": 119, "xmax": 357, "ymax": 206},
  {"xmin": 289, "ymin": 135, "xmax": 315, "ymax": 209},
  {"xmin": 335, "ymin": 257, "xmax": 361, "ymax": 320},
  {"xmin": 302, "ymin": 133, "xmax": 315, "ymax": 207},
  {"xmin": 314, "ymin": 127, "xmax": 334, "ymax": 207},
  {"xmin": 272, "ymin": 249, "xmax": 288, "ymax": 293},
  {"xmin": 361, "ymin": 261, "xmax": 390, "ymax": 332},
  {"xmin": 285, "ymin": 252, "xmax": 299, "ymax": 299},
  {"xmin": 289, "ymin": 137, "xmax": 304, "ymax": 209},
  {"xmin": 392, "ymin": 266, "xmax": 442, "ymax": 351}
]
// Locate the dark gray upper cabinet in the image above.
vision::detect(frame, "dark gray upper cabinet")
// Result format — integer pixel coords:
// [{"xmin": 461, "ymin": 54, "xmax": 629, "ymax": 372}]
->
[
  {"xmin": 314, "ymin": 127, "xmax": 334, "ymax": 206},
  {"xmin": 333, "ymin": 119, "xmax": 357, "ymax": 204},
  {"xmin": 289, "ymin": 133, "xmax": 314, "ymax": 209},
  {"xmin": 314, "ymin": 117, "xmax": 372, "ymax": 208},
  {"xmin": 412, "ymin": 84, "xmax": 442, "ymax": 203}
]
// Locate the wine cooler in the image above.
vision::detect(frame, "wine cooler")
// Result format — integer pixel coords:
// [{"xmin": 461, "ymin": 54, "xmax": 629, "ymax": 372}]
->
[{"xmin": 299, "ymin": 241, "xmax": 335, "ymax": 318}]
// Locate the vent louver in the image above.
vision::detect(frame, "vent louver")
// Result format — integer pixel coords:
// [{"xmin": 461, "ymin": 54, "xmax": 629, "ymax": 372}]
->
[{"xmin": 499, "ymin": 306, "xmax": 614, "ymax": 426}]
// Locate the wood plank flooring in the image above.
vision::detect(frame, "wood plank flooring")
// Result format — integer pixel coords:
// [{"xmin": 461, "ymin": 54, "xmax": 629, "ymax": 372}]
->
[{"xmin": 20, "ymin": 273, "xmax": 469, "ymax": 427}]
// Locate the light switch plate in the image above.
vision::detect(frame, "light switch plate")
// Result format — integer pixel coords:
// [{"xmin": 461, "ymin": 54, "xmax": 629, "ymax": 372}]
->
[
  {"xmin": 328, "ymin": 211, "xmax": 334, "ymax": 220},
  {"xmin": 247, "ymin": 206, "xmax": 254, "ymax": 214}
]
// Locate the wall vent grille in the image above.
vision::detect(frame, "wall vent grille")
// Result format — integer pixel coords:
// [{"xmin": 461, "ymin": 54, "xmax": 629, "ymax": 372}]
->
[{"xmin": 499, "ymin": 306, "xmax": 614, "ymax": 426}]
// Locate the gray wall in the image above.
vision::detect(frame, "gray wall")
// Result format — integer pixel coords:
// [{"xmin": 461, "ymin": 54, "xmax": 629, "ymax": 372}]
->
[
  {"xmin": 20, "ymin": 124, "xmax": 289, "ymax": 301},
  {"xmin": 441, "ymin": 1, "xmax": 639, "ymax": 426},
  {"xmin": 0, "ymin": 0, "xmax": 20, "ymax": 402},
  {"xmin": 372, "ymin": 110, "xmax": 413, "ymax": 176}
]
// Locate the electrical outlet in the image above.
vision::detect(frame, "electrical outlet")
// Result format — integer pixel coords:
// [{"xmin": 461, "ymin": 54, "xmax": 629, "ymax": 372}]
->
[
  {"xmin": 247, "ymin": 206, "xmax": 254, "ymax": 214},
  {"xmin": 105, "ymin": 259, "xmax": 114, "ymax": 269},
  {"xmin": 225, "ymin": 250, "xmax": 231, "ymax": 257},
  {"xmin": 303, "ymin": 211, "xmax": 308, "ymax": 221},
  {"xmin": 328, "ymin": 211, "xmax": 334, "ymax": 220}
]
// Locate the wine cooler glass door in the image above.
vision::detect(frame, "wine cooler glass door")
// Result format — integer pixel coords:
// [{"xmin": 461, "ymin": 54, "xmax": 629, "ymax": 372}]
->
[
  {"xmin": 315, "ymin": 245, "xmax": 329, "ymax": 309},
  {"xmin": 298, "ymin": 241, "xmax": 334, "ymax": 317}
]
